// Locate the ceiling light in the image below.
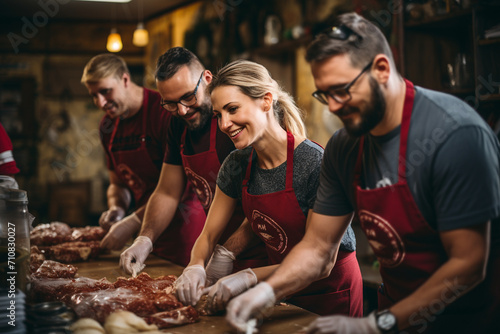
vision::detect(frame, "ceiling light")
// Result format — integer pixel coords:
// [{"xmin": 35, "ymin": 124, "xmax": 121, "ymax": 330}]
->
[
  {"xmin": 133, "ymin": 22, "xmax": 149, "ymax": 47},
  {"xmin": 106, "ymin": 28, "xmax": 123, "ymax": 52}
]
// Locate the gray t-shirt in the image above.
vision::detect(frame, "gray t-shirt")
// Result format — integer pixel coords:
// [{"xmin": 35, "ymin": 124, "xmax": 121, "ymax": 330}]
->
[
  {"xmin": 315, "ymin": 86, "xmax": 500, "ymax": 242},
  {"xmin": 217, "ymin": 139, "xmax": 356, "ymax": 252}
]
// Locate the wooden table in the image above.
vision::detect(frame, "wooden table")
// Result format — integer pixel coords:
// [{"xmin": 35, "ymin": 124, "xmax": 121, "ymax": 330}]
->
[{"xmin": 76, "ymin": 252, "xmax": 318, "ymax": 333}]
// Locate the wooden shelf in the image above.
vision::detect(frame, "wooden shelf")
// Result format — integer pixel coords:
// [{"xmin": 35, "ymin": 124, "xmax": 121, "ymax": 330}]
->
[
  {"xmin": 441, "ymin": 87, "xmax": 475, "ymax": 95},
  {"xmin": 478, "ymin": 37, "xmax": 500, "ymax": 46},
  {"xmin": 480, "ymin": 94, "xmax": 500, "ymax": 102},
  {"xmin": 405, "ymin": 9, "xmax": 472, "ymax": 29}
]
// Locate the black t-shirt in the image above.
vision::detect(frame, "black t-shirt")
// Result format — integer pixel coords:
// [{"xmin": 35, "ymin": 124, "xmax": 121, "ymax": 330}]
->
[{"xmin": 163, "ymin": 116, "xmax": 235, "ymax": 165}]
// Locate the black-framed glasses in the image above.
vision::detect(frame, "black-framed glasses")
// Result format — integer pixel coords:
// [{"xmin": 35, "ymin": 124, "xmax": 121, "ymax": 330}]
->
[
  {"xmin": 160, "ymin": 72, "xmax": 204, "ymax": 112},
  {"xmin": 312, "ymin": 60, "xmax": 373, "ymax": 105}
]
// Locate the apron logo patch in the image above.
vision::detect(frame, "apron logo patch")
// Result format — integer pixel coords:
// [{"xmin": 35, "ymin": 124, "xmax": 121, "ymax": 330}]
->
[
  {"xmin": 252, "ymin": 210, "xmax": 288, "ymax": 254},
  {"xmin": 185, "ymin": 167, "xmax": 213, "ymax": 209},
  {"xmin": 358, "ymin": 210, "xmax": 405, "ymax": 268},
  {"xmin": 117, "ymin": 163, "xmax": 146, "ymax": 200}
]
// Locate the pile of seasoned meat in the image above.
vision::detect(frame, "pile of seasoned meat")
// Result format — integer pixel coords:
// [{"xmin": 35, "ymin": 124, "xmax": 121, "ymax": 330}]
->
[
  {"xmin": 30, "ymin": 222, "xmax": 106, "ymax": 262},
  {"xmin": 31, "ymin": 270, "xmax": 198, "ymax": 328}
]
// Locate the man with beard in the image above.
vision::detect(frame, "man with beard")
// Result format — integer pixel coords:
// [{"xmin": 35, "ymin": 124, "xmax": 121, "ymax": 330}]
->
[
  {"xmin": 225, "ymin": 12, "xmax": 500, "ymax": 334},
  {"xmin": 120, "ymin": 47, "xmax": 266, "ymax": 278}
]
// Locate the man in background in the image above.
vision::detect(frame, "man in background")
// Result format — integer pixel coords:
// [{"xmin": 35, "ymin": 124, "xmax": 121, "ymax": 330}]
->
[{"xmin": 82, "ymin": 53, "xmax": 205, "ymax": 266}]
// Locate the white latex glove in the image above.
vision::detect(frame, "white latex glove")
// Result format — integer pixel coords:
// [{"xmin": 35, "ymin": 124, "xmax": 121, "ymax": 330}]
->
[
  {"xmin": 204, "ymin": 268, "xmax": 257, "ymax": 313},
  {"xmin": 174, "ymin": 265, "xmax": 207, "ymax": 306},
  {"xmin": 100, "ymin": 213, "xmax": 141, "ymax": 251},
  {"xmin": 303, "ymin": 312, "xmax": 379, "ymax": 334},
  {"xmin": 205, "ymin": 244, "xmax": 236, "ymax": 286},
  {"xmin": 99, "ymin": 206, "xmax": 126, "ymax": 231},
  {"xmin": 119, "ymin": 236, "xmax": 153, "ymax": 276},
  {"xmin": 226, "ymin": 282, "xmax": 276, "ymax": 332}
]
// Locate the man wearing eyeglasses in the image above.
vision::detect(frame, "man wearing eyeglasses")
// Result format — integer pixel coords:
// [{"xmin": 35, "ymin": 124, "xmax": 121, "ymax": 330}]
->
[
  {"xmin": 226, "ymin": 12, "xmax": 499, "ymax": 334},
  {"xmin": 120, "ymin": 47, "xmax": 267, "ymax": 284},
  {"xmin": 82, "ymin": 54, "xmax": 204, "ymax": 266}
]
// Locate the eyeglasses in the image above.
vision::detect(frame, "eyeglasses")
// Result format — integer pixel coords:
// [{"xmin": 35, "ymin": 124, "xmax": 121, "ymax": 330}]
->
[
  {"xmin": 312, "ymin": 60, "xmax": 373, "ymax": 105},
  {"xmin": 160, "ymin": 72, "xmax": 204, "ymax": 112}
]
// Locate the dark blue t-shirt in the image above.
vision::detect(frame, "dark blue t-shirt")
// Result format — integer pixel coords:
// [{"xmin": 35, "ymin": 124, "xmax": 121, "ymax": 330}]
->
[{"xmin": 314, "ymin": 86, "xmax": 500, "ymax": 243}]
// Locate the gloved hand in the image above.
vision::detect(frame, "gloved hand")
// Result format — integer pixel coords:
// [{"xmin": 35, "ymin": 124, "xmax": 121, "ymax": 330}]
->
[
  {"xmin": 99, "ymin": 206, "xmax": 126, "ymax": 231},
  {"xmin": 226, "ymin": 282, "xmax": 275, "ymax": 332},
  {"xmin": 100, "ymin": 212, "xmax": 141, "ymax": 251},
  {"xmin": 302, "ymin": 312, "xmax": 379, "ymax": 334},
  {"xmin": 205, "ymin": 244, "xmax": 235, "ymax": 286},
  {"xmin": 174, "ymin": 265, "xmax": 207, "ymax": 306},
  {"xmin": 119, "ymin": 236, "xmax": 153, "ymax": 276},
  {"xmin": 205, "ymin": 268, "xmax": 257, "ymax": 313}
]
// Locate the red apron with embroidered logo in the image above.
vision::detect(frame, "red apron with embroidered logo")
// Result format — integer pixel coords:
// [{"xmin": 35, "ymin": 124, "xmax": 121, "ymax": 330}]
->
[
  {"xmin": 181, "ymin": 117, "xmax": 267, "ymax": 270},
  {"xmin": 354, "ymin": 79, "xmax": 499, "ymax": 332},
  {"xmin": 242, "ymin": 132, "xmax": 363, "ymax": 316}
]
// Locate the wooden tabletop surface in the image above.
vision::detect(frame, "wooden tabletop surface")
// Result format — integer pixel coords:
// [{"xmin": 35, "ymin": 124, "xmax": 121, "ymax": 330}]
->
[{"xmin": 75, "ymin": 251, "xmax": 318, "ymax": 333}]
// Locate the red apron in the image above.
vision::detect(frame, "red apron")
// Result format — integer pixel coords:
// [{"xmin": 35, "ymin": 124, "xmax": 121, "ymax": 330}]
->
[
  {"xmin": 108, "ymin": 91, "xmax": 158, "ymax": 207},
  {"xmin": 181, "ymin": 117, "xmax": 268, "ymax": 270},
  {"xmin": 243, "ymin": 132, "xmax": 363, "ymax": 316},
  {"xmin": 109, "ymin": 90, "xmax": 205, "ymax": 267},
  {"xmin": 355, "ymin": 80, "xmax": 499, "ymax": 332}
]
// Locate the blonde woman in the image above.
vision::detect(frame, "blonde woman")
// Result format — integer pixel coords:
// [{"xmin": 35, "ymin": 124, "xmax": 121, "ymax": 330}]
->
[{"xmin": 175, "ymin": 60, "xmax": 362, "ymax": 317}]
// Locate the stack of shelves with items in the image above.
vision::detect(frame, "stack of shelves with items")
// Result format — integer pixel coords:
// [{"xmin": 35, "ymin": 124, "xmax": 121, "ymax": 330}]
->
[
  {"xmin": 472, "ymin": 1, "xmax": 500, "ymax": 122},
  {"xmin": 400, "ymin": 1, "xmax": 500, "ymax": 125}
]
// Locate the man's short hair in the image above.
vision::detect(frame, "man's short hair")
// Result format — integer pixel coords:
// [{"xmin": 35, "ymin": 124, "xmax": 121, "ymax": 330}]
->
[
  {"xmin": 306, "ymin": 12, "xmax": 396, "ymax": 70},
  {"xmin": 155, "ymin": 47, "xmax": 204, "ymax": 81},
  {"xmin": 81, "ymin": 53, "xmax": 130, "ymax": 83}
]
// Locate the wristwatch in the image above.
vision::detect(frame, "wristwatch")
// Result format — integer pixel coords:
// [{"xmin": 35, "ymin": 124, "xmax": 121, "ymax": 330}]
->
[{"xmin": 375, "ymin": 309, "xmax": 398, "ymax": 334}]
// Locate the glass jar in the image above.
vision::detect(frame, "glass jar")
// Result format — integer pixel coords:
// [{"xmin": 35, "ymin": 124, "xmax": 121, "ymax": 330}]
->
[{"xmin": 0, "ymin": 188, "xmax": 31, "ymax": 293}]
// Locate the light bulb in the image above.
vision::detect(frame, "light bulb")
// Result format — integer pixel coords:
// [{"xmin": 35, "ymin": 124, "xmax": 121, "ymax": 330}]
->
[
  {"xmin": 133, "ymin": 22, "xmax": 149, "ymax": 47},
  {"xmin": 106, "ymin": 28, "xmax": 122, "ymax": 52}
]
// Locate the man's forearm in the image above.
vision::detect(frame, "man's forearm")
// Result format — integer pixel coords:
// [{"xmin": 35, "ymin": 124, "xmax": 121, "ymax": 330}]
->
[
  {"xmin": 139, "ymin": 191, "xmax": 180, "ymax": 243},
  {"xmin": 267, "ymin": 237, "xmax": 340, "ymax": 300},
  {"xmin": 390, "ymin": 223, "xmax": 489, "ymax": 330},
  {"xmin": 223, "ymin": 219, "xmax": 259, "ymax": 257},
  {"xmin": 107, "ymin": 183, "xmax": 131, "ymax": 210}
]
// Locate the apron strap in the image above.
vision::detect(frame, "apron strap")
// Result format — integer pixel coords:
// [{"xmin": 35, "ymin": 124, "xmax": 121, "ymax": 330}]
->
[
  {"xmin": 285, "ymin": 131, "xmax": 294, "ymax": 190},
  {"xmin": 353, "ymin": 79, "xmax": 415, "ymax": 187},
  {"xmin": 242, "ymin": 149, "xmax": 254, "ymax": 188},
  {"xmin": 353, "ymin": 137, "xmax": 364, "ymax": 188},
  {"xmin": 209, "ymin": 117, "xmax": 217, "ymax": 151},
  {"xmin": 139, "ymin": 88, "xmax": 149, "ymax": 148}
]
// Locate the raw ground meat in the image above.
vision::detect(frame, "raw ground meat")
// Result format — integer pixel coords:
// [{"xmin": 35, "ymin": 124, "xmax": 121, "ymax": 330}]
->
[
  {"xmin": 30, "ymin": 222, "xmax": 105, "ymax": 246},
  {"xmin": 30, "ymin": 246, "xmax": 46, "ymax": 273},
  {"xmin": 69, "ymin": 287, "xmax": 187, "ymax": 323},
  {"xmin": 31, "ymin": 276, "xmax": 114, "ymax": 303},
  {"xmin": 71, "ymin": 226, "xmax": 106, "ymax": 242},
  {"xmin": 32, "ymin": 260, "xmax": 78, "ymax": 279},
  {"xmin": 30, "ymin": 222, "xmax": 72, "ymax": 246},
  {"xmin": 113, "ymin": 272, "xmax": 176, "ymax": 293},
  {"xmin": 38, "ymin": 241, "xmax": 105, "ymax": 263},
  {"xmin": 143, "ymin": 306, "xmax": 199, "ymax": 328}
]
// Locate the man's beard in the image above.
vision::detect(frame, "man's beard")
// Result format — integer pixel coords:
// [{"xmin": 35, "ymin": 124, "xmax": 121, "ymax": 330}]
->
[
  {"xmin": 183, "ymin": 98, "xmax": 213, "ymax": 131},
  {"xmin": 340, "ymin": 76, "xmax": 386, "ymax": 137}
]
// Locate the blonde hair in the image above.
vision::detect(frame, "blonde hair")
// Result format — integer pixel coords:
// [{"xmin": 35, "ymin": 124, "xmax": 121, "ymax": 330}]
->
[
  {"xmin": 209, "ymin": 60, "xmax": 306, "ymax": 137},
  {"xmin": 81, "ymin": 53, "xmax": 130, "ymax": 83}
]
